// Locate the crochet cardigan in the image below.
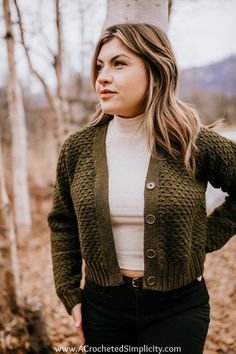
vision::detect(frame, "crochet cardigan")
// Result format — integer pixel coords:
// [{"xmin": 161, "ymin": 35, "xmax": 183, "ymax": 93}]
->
[{"xmin": 47, "ymin": 117, "xmax": 236, "ymax": 315}]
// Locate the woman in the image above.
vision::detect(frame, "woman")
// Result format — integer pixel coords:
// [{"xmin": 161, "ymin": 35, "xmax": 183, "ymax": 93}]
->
[{"xmin": 48, "ymin": 23, "xmax": 236, "ymax": 353}]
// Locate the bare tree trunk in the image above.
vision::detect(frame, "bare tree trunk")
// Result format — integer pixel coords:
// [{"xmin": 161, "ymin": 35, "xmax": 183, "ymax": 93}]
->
[
  {"xmin": 54, "ymin": 0, "xmax": 72, "ymax": 130},
  {"xmin": 0, "ymin": 147, "xmax": 29, "ymax": 353},
  {"xmin": 3, "ymin": 0, "xmax": 32, "ymax": 237},
  {"xmin": 0, "ymin": 141, "xmax": 52, "ymax": 352},
  {"xmin": 0, "ymin": 142, "xmax": 20, "ymax": 295},
  {"xmin": 0, "ymin": 138, "xmax": 19, "ymax": 329},
  {"xmin": 104, "ymin": 0, "xmax": 171, "ymax": 32}
]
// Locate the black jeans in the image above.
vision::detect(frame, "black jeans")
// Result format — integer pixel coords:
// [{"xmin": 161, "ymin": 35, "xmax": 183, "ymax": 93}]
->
[{"xmin": 82, "ymin": 276, "xmax": 210, "ymax": 354}]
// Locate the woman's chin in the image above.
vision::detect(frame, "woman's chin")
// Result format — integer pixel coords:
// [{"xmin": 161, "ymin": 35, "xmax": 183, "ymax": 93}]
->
[{"xmin": 102, "ymin": 108, "xmax": 120, "ymax": 116}]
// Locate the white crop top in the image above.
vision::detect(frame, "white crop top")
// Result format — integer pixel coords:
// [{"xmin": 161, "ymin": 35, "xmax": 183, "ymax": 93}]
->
[{"xmin": 105, "ymin": 113, "xmax": 151, "ymax": 270}]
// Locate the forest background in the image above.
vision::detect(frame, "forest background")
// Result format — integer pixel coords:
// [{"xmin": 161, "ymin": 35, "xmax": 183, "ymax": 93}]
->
[{"xmin": 0, "ymin": 0, "xmax": 235, "ymax": 353}]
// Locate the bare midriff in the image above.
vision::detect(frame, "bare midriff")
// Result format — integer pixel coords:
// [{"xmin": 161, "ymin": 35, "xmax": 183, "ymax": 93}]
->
[{"xmin": 120, "ymin": 269, "xmax": 144, "ymax": 278}]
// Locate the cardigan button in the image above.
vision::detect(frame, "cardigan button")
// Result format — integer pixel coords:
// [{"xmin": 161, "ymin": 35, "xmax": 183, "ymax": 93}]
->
[
  {"xmin": 146, "ymin": 214, "xmax": 156, "ymax": 224},
  {"xmin": 146, "ymin": 249, "xmax": 156, "ymax": 258},
  {"xmin": 147, "ymin": 276, "xmax": 156, "ymax": 286},
  {"xmin": 146, "ymin": 181, "xmax": 156, "ymax": 190}
]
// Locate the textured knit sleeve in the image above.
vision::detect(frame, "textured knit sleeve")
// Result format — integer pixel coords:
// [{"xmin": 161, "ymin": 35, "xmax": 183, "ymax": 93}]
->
[
  {"xmin": 47, "ymin": 138, "xmax": 83, "ymax": 315},
  {"xmin": 197, "ymin": 128, "xmax": 236, "ymax": 253}
]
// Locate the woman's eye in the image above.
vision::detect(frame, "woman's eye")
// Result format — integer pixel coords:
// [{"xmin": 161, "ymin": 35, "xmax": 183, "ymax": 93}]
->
[
  {"xmin": 96, "ymin": 64, "xmax": 103, "ymax": 72},
  {"xmin": 114, "ymin": 61, "xmax": 125, "ymax": 67},
  {"xmin": 96, "ymin": 61, "xmax": 126, "ymax": 72}
]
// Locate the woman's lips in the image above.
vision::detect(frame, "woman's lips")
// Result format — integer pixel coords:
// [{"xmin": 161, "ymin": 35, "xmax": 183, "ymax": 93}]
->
[{"xmin": 100, "ymin": 92, "xmax": 117, "ymax": 99}]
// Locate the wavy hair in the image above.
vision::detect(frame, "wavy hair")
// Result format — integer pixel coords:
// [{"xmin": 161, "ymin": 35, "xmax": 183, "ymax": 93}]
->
[{"xmin": 87, "ymin": 23, "xmax": 221, "ymax": 176}]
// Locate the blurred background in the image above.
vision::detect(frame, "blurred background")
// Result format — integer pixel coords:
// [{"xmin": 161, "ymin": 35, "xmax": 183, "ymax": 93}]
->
[{"xmin": 0, "ymin": 0, "xmax": 235, "ymax": 353}]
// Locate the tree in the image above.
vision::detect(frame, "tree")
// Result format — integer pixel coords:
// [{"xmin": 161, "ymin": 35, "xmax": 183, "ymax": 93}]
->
[
  {"xmin": 3, "ymin": 0, "xmax": 32, "ymax": 237},
  {"xmin": 14, "ymin": 0, "xmax": 71, "ymax": 149},
  {"xmin": 104, "ymin": 0, "xmax": 172, "ymax": 32},
  {"xmin": 55, "ymin": 0, "xmax": 71, "ymax": 127},
  {"xmin": 0, "ymin": 139, "xmax": 29, "ymax": 354},
  {"xmin": 0, "ymin": 138, "xmax": 19, "ymax": 329}
]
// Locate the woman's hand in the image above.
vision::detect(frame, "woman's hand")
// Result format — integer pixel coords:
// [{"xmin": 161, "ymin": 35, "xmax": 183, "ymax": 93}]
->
[{"xmin": 71, "ymin": 303, "xmax": 85, "ymax": 345}]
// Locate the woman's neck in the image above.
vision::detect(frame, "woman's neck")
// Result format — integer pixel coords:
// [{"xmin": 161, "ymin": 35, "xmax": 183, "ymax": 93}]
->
[{"xmin": 112, "ymin": 112, "xmax": 145, "ymax": 135}]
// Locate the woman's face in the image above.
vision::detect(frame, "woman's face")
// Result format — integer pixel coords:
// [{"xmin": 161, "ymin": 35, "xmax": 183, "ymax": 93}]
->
[{"xmin": 95, "ymin": 37, "xmax": 149, "ymax": 118}]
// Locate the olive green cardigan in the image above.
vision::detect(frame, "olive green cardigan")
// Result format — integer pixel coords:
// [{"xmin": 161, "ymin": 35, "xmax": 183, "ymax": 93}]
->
[{"xmin": 48, "ymin": 118, "xmax": 236, "ymax": 314}]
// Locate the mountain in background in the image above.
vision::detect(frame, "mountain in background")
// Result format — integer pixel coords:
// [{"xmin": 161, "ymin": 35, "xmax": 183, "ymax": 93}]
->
[{"xmin": 179, "ymin": 55, "xmax": 236, "ymax": 98}]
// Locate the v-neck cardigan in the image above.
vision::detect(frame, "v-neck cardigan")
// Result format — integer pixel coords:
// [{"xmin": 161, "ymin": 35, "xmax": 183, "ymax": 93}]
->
[{"xmin": 48, "ymin": 117, "xmax": 236, "ymax": 315}]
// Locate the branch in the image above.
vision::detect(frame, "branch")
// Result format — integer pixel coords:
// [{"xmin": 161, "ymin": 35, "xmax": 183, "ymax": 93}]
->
[
  {"xmin": 55, "ymin": 0, "xmax": 62, "ymax": 98},
  {"xmin": 13, "ymin": 0, "xmax": 56, "ymax": 109}
]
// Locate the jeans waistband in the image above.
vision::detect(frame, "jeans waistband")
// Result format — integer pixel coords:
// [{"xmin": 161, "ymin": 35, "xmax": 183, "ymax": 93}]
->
[
  {"xmin": 122, "ymin": 275, "xmax": 205, "ymax": 292},
  {"xmin": 85, "ymin": 276, "xmax": 205, "ymax": 295}
]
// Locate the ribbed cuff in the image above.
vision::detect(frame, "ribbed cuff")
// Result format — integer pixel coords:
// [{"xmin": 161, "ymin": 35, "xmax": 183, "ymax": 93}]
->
[{"xmin": 58, "ymin": 288, "xmax": 83, "ymax": 315}]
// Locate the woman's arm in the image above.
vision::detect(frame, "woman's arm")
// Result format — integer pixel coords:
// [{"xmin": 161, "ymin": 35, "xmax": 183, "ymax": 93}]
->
[
  {"xmin": 198, "ymin": 128, "xmax": 236, "ymax": 253},
  {"xmin": 48, "ymin": 139, "xmax": 83, "ymax": 315}
]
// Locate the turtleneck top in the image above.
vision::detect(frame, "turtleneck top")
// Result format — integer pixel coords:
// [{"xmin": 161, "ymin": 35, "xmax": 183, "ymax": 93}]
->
[{"xmin": 105, "ymin": 113, "xmax": 151, "ymax": 270}]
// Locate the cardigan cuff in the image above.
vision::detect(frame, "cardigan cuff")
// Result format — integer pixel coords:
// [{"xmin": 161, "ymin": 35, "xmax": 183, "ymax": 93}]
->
[{"xmin": 57, "ymin": 288, "xmax": 83, "ymax": 315}]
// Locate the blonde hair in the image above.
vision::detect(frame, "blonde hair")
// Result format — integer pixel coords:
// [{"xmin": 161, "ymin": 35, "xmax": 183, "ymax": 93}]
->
[{"xmin": 87, "ymin": 23, "xmax": 219, "ymax": 176}]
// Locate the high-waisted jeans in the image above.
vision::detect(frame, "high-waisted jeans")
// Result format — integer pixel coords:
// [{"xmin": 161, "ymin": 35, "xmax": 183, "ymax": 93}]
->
[{"xmin": 82, "ymin": 276, "xmax": 210, "ymax": 354}]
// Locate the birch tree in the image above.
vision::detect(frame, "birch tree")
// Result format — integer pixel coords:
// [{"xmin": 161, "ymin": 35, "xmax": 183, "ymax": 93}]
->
[
  {"xmin": 3, "ymin": 0, "xmax": 32, "ymax": 237},
  {"xmin": 55, "ymin": 0, "xmax": 71, "ymax": 127},
  {"xmin": 0, "ymin": 138, "xmax": 20, "ymax": 330},
  {"xmin": 104, "ymin": 0, "xmax": 172, "ymax": 32}
]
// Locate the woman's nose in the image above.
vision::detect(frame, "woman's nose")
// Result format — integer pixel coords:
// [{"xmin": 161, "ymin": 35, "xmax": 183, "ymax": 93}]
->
[{"xmin": 97, "ymin": 70, "xmax": 112, "ymax": 85}]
